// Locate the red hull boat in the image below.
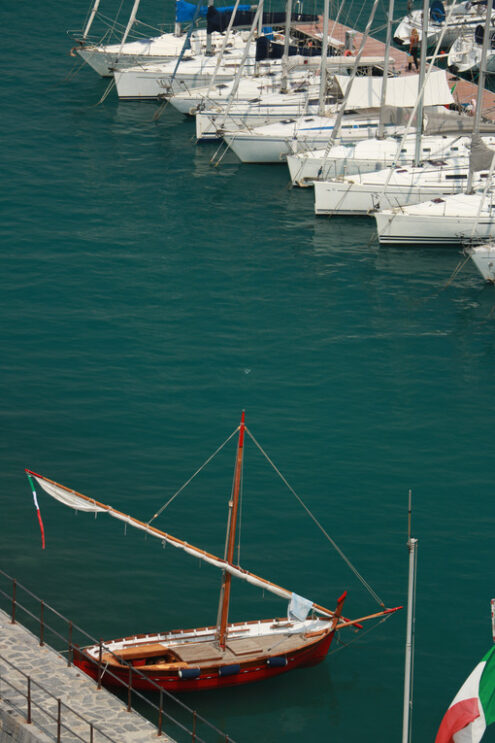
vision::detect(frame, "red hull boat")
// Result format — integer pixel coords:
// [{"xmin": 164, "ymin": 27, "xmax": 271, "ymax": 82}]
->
[
  {"xmin": 72, "ymin": 617, "xmax": 336, "ymax": 691},
  {"xmin": 26, "ymin": 412, "xmax": 400, "ymax": 693}
]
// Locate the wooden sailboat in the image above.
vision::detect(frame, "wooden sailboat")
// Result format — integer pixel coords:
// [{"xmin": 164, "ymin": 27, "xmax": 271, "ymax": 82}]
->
[{"xmin": 26, "ymin": 412, "xmax": 400, "ymax": 692}]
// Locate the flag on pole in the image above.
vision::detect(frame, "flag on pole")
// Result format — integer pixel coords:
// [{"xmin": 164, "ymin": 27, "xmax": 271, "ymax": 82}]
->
[
  {"xmin": 435, "ymin": 645, "xmax": 495, "ymax": 743},
  {"xmin": 26, "ymin": 473, "xmax": 46, "ymax": 549}
]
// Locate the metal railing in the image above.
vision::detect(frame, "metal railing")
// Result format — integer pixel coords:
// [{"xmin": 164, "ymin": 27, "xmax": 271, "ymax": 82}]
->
[
  {"xmin": 0, "ymin": 652, "xmax": 117, "ymax": 743},
  {"xmin": 0, "ymin": 570, "xmax": 235, "ymax": 743}
]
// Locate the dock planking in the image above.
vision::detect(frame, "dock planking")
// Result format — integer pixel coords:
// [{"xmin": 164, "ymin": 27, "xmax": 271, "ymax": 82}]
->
[{"xmin": 295, "ymin": 18, "xmax": 495, "ymax": 120}]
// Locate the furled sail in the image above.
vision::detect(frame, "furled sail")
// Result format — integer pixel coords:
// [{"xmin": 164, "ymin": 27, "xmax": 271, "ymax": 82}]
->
[
  {"xmin": 26, "ymin": 470, "xmax": 332, "ymax": 617},
  {"xmin": 424, "ymin": 109, "xmax": 495, "ymax": 136},
  {"xmin": 469, "ymin": 132, "xmax": 495, "ymax": 172}
]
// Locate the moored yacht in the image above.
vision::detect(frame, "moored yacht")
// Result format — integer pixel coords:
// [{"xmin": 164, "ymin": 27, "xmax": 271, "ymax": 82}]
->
[
  {"xmin": 373, "ymin": 192, "xmax": 495, "ymax": 245},
  {"xmin": 468, "ymin": 243, "xmax": 495, "ymax": 280},
  {"xmin": 394, "ymin": 0, "xmax": 495, "ymax": 49},
  {"xmin": 286, "ymin": 133, "xmax": 478, "ymax": 184},
  {"xmin": 76, "ymin": 29, "xmax": 234, "ymax": 78},
  {"xmin": 313, "ymin": 159, "xmax": 491, "ymax": 216}
]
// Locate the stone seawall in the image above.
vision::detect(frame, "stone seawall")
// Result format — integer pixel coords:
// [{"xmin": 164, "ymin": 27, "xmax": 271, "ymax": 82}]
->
[{"xmin": 0, "ymin": 609, "xmax": 174, "ymax": 743}]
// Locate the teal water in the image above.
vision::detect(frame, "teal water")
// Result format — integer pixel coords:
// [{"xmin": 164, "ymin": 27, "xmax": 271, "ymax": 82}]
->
[{"xmin": 3, "ymin": 1, "xmax": 495, "ymax": 741}]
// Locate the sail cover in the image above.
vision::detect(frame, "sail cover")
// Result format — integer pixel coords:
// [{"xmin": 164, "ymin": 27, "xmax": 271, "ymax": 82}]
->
[
  {"xmin": 175, "ymin": 1, "xmax": 250, "ymax": 23},
  {"xmin": 469, "ymin": 133, "xmax": 495, "ymax": 172},
  {"xmin": 334, "ymin": 70, "xmax": 454, "ymax": 109},
  {"xmin": 424, "ymin": 109, "xmax": 495, "ymax": 135},
  {"xmin": 31, "ymin": 475, "xmax": 108, "ymax": 513}
]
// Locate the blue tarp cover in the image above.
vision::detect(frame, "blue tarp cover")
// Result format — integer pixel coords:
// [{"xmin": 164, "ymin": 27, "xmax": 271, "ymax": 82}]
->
[{"xmin": 176, "ymin": 1, "xmax": 251, "ymax": 23}]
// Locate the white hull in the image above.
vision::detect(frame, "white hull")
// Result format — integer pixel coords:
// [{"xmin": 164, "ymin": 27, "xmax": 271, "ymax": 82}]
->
[
  {"xmin": 76, "ymin": 30, "xmax": 228, "ymax": 77},
  {"xmin": 447, "ymin": 33, "xmax": 495, "ymax": 73},
  {"xmin": 196, "ymin": 95, "xmax": 329, "ymax": 140},
  {"xmin": 114, "ymin": 56, "xmax": 279, "ymax": 101},
  {"xmin": 374, "ymin": 193, "xmax": 495, "ymax": 245},
  {"xmin": 469, "ymin": 243, "xmax": 495, "ymax": 280},
  {"xmin": 313, "ymin": 161, "xmax": 489, "ymax": 215},
  {"xmin": 394, "ymin": 4, "xmax": 492, "ymax": 48},
  {"xmin": 223, "ymin": 116, "xmax": 407, "ymax": 164},
  {"xmin": 78, "ymin": 48, "xmax": 184, "ymax": 78},
  {"xmin": 168, "ymin": 75, "xmax": 304, "ymax": 115},
  {"xmin": 447, "ymin": 34, "xmax": 481, "ymax": 73},
  {"xmin": 286, "ymin": 134, "xmax": 478, "ymax": 185},
  {"xmin": 115, "ymin": 67, "xmax": 241, "ymax": 100}
]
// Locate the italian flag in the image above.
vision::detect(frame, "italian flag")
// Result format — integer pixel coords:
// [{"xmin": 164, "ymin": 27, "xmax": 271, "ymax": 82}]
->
[{"xmin": 436, "ymin": 646, "xmax": 495, "ymax": 743}]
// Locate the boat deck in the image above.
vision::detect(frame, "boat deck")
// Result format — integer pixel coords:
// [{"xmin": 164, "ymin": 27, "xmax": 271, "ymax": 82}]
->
[
  {"xmin": 102, "ymin": 629, "xmax": 327, "ymax": 668},
  {"xmin": 295, "ymin": 18, "xmax": 495, "ymax": 120}
]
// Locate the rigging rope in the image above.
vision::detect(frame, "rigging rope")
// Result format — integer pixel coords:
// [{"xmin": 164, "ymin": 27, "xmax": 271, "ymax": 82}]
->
[
  {"xmin": 245, "ymin": 426, "xmax": 385, "ymax": 607},
  {"xmin": 109, "ymin": 0, "xmax": 126, "ymax": 40},
  {"xmin": 328, "ymin": 610, "xmax": 394, "ymax": 655},
  {"xmin": 147, "ymin": 425, "xmax": 240, "ymax": 525}
]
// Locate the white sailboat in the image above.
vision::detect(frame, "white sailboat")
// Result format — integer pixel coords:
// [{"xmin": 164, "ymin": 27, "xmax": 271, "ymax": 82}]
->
[
  {"xmin": 113, "ymin": 0, "xmax": 292, "ymax": 101},
  {"xmin": 223, "ymin": 110, "xmax": 412, "ymax": 163},
  {"xmin": 76, "ymin": 29, "xmax": 232, "ymax": 78},
  {"xmin": 448, "ymin": 23, "xmax": 495, "ymax": 74},
  {"xmin": 374, "ymin": 0, "xmax": 495, "ymax": 247},
  {"xmin": 312, "ymin": 4, "xmax": 495, "ymax": 218},
  {"xmin": 113, "ymin": 48, "xmax": 272, "ymax": 100},
  {"xmin": 222, "ymin": 0, "xmax": 390, "ymax": 163},
  {"xmin": 191, "ymin": 0, "xmax": 330, "ymax": 140},
  {"xmin": 313, "ymin": 160, "xmax": 490, "ymax": 216},
  {"xmin": 287, "ymin": 0, "xmax": 461, "ymax": 188},
  {"xmin": 194, "ymin": 57, "xmax": 390, "ymax": 140},
  {"xmin": 192, "ymin": 0, "xmax": 391, "ymax": 141},
  {"xmin": 468, "ymin": 242, "xmax": 495, "ymax": 280},
  {"xmin": 168, "ymin": 73, "xmax": 315, "ymax": 115},
  {"xmin": 286, "ymin": 131, "xmax": 478, "ymax": 184},
  {"xmin": 196, "ymin": 84, "xmax": 327, "ymax": 140},
  {"xmin": 71, "ymin": 0, "xmax": 236, "ymax": 78},
  {"xmin": 393, "ymin": 0, "xmax": 495, "ymax": 49},
  {"xmin": 374, "ymin": 191, "xmax": 495, "ymax": 245}
]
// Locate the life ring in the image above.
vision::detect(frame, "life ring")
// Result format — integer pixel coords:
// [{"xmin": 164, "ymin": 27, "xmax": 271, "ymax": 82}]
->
[{"xmin": 344, "ymin": 49, "xmax": 353, "ymax": 56}]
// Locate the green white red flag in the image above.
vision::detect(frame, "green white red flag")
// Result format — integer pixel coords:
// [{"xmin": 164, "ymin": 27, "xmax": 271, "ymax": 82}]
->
[
  {"xmin": 26, "ymin": 472, "xmax": 45, "ymax": 549},
  {"xmin": 435, "ymin": 646, "xmax": 495, "ymax": 743}
]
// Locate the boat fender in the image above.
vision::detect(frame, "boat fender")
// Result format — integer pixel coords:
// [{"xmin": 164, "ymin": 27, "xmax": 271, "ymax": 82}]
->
[
  {"xmin": 218, "ymin": 664, "xmax": 241, "ymax": 677},
  {"xmin": 344, "ymin": 49, "xmax": 353, "ymax": 57},
  {"xmin": 179, "ymin": 667, "xmax": 201, "ymax": 680},
  {"xmin": 267, "ymin": 656, "xmax": 287, "ymax": 667}
]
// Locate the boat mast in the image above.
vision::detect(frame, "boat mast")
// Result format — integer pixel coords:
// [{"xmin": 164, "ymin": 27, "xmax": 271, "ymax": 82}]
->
[
  {"xmin": 215, "ymin": 2, "xmax": 265, "ymax": 133},
  {"xmin": 118, "ymin": 0, "xmax": 142, "ymax": 53},
  {"xmin": 466, "ymin": 0, "xmax": 493, "ymax": 193},
  {"xmin": 402, "ymin": 490, "xmax": 418, "ymax": 743},
  {"xmin": 280, "ymin": 0, "xmax": 293, "ymax": 95},
  {"xmin": 317, "ymin": 0, "xmax": 330, "ymax": 116},
  {"xmin": 216, "ymin": 411, "xmax": 246, "ymax": 649},
  {"xmin": 376, "ymin": 0, "xmax": 394, "ymax": 139},
  {"xmin": 413, "ymin": 0, "xmax": 429, "ymax": 166},
  {"xmin": 320, "ymin": 0, "xmax": 381, "ymax": 157},
  {"xmin": 81, "ymin": 0, "xmax": 102, "ymax": 41}
]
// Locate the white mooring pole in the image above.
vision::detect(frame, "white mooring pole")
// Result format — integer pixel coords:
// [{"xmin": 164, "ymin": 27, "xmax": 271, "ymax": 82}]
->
[{"xmin": 402, "ymin": 489, "xmax": 418, "ymax": 743}]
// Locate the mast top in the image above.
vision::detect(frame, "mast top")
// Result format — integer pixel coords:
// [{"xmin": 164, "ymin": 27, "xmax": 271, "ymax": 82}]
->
[{"xmin": 239, "ymin": 410, "xmax": 246, "ymax": 445}]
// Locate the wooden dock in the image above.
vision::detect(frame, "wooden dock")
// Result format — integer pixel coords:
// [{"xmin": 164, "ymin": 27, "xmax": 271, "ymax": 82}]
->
[{"xmin": 296, "ymin": 18, "xmax": 495, "ymax": 120}]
